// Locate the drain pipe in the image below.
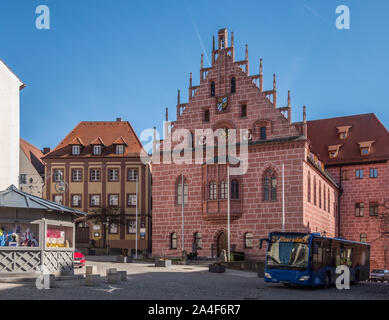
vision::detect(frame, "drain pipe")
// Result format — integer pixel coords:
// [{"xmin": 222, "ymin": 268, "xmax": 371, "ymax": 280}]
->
[{"xmin": 338, "ymin": 167, "xmax": 343, "ymax": 238}]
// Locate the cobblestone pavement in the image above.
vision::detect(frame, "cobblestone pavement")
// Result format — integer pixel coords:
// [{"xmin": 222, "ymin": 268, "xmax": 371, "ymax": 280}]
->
[{"xmin": 0, "ymin": 258, "xmax": 388, "ymax": 300}]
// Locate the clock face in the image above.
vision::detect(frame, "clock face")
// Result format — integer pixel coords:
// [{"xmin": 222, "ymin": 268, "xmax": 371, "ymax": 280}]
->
[{"xmin": 216, "ymin": 96, "xmax": 228, "ymax": 111}]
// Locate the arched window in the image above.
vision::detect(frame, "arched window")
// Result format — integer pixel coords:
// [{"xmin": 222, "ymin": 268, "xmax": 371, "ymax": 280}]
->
[
  {"xmin": 231, "ymin": 77, "xmax": 236, "ymax": 93},
  {"xmin": 220, "ymin": 180, "xmax": 228, "ymax": 199},
  {"xmin": 307, "ymin": 172, "xmax": 311, "ymax": 203},
  {"xmin": 360, "ymin": 233, "xmax": 367, "ymax": 243},
  {"xmin": 244, "ymin": 232, "xmax": 253, "ymax": 248},
  {"xmin": 314, "ymin": 177, "xmax": 317, "ymax": 206},
  {"xmin": 263, "ymin": 169, "xmax": 277, "ymax": 201},
  {"xmin": 319, "ymin": 181, "xmax": 322, "ymax": 208},
  {"xmin": 210, "ymin": 81, "xmax": 215, "ymax": 97},
  {"xmin": 177, "ymin": 178, "xmax": 188, "ymax": 205},
  {"xmin": 324, "ymin": 187, "xmax": 326, "ymax": 211},
  {"xmin": 260, "ymin": 127, "xmax": 267, "ymax": 140},
  {"xmin": 328, "ymin": 188, "xmax": 330, "ymax": 213},
  {"xmin": 194, "ymin": 232, "xmax": 202, "ymax": 249},
  {"xmin": 231, "ymin": 179, "xmax": 239, "ymax": 199},
  {"xmin": 209, "ymin": 181, "xmax": 217, "ymax": 200},
  {"xmin": 170, "ymin": 232, "xmax": 177, "ymax": 249}
]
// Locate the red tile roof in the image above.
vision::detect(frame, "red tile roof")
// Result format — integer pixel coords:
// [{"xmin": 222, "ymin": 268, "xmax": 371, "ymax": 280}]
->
[
  {"xmin": 20, "ymin": 138, "xmax": 45, "ymax": 174},
  {"xmin": 43, "ymin": 120, "xmax": 143, "ymax": 158},
  {"xmin": 307, "ymin": 113, "xmax": 389, "ymax": 166}
]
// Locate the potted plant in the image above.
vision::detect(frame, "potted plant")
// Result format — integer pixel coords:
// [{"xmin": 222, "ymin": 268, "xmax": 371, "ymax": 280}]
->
[
  {"xmin": 155, "ymin": 255, "xmax": 172, "ymax": 267},
  {"xmin": 209, "ymin": 262, "xmax": 226, "ymax": 273}
]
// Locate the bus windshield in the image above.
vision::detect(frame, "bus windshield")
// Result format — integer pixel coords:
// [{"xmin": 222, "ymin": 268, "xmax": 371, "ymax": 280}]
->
[{"xmin": 267, "ymin": 234, "xmax": 310, "ymax": 270}]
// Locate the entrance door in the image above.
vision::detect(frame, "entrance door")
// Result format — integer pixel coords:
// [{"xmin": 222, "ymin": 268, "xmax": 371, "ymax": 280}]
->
[{"xmin": 217, "ymin": 232, "xmax": 228, "ymax": 257}]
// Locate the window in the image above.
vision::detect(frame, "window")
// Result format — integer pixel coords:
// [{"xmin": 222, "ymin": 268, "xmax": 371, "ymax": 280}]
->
[
  {"xmin": 210, "ymin": 81, "xmax": 215, "ymax": 97},
  {"xmin": 319, "ymin": 181, "xmax": 322, "ymax": 209},
  {"xmin": 90, "ymin": 169, "xmax": 101, "ymax": 182},
  {"xmin": 204, "ymin": 109, "xmax": 210, "ymax": 123},
  {"xmin": 314, "ymin": 177, "xmax": 317, "ymax": 206},
  {"xmin": 53, "ymin": 169, "xmax": 63, "ymax": 182},
  {"xmin": 170, "ymin": 232, "xmax": 177, "ymax": 249},
  {"xmin": 339, "ymin": 132, "xmax": 347, "ymax": 139},
  {"xmin": 369, "ymin": 202, "xmax": 379, "ymax": 216},
  {"xmin": 109, "ymin": 194, "xmax": 119, "ymax": 207},
  {"xmin": 116, "ymin": 145, "xmax": 124, "ymax": 155},
  {"xmin": 328, "ymin": 188, "xmax": 330, "ymax": 213},
  {"xmin": 355, "ymin": 203, "xmax": 364, "ymax": 217},
  {"xmin": 370, "ymin": 168, "xmax": 378, "ymax": 178},
  {"xmin": 360, "ymin": 233, "xmax": 367, "ymax": 243},
  {"xmin": 127, "ymin": 168, "xmax": 138, "ymax": 181},
  {"xmin": 127, "ymin": 194, "xmax": 137, "ymax": 207},
  {"xmin": 356, "ymin": 169, "xmax": 363, "ymax": 179},
  {"xmin": 20, "ymin": 174, "xmax": 27, "ymax": 184},
  {"xmin": 329, "ymin": 151, "xmax": 338, "ymax": 159},
  {"xmin": 361, "ymin": 148, "xmax": 369, "ymax": 155},
  {"xmin": 241, "ymin": 104, "xmax": 247, "ymax": 117},
  {"xmin": 177, "ymin": 180, "xmax": 188, "ymax": 205},
  {"xmin": 46, "ymin": 225, "xmax": 73, "ymax": 248},
  {"xmin": 260, "ymin": 127, "xmax": 267, "ymax": 140},
  {"xmin": 72, "ymin": 169, "xmax": 82, "ymax": 182},
  {"xmin": 194, "ymin": 232, "xmax": 202, "ymax": 249},
  {"xmin": 93, "ymin": 145, "xmax": 102, "ymax": 155},
  {"xmin": 108, "ymin": 169, "xmax": 119, "ymax": 182},
  {"xmin": 127, "ymin": 220, "xmax": 136, "ymax": 234},
  {"xmin": 307, "ymin": 172, "xmax": 311, "ymax": 203},
  {"xmin": 324, "ymin": 187, "xmax": 326, "ymax": 211},
  {"xmin": 244, "ymin": 232, "xmax": 253, "ymax": 248},
  {"xmin": 71, "ymin": 194, "xmax": 81, "ymax": 207},
  {"xmin": 53, "ymin": 194, "xmax": 63, "ymax": 205},
  {"xmin": 231, "ymin": 77, "xmax": 236, "ymax": 93},
  {"xmin": 72, "ymin": 145, "xmax": 81, "ymax": 155},
  {"xmin": 341, "ymin": 170, "xmax": 348, "ymax": 180},
  {"xmin": 263, "ymin": 169, "xmax": 276, "ymax": 201},
  {"xmin": 109, "ymin": 223, "xmax": 118, "ymax": 234},
  {"xmin": 220, "ymin": 181, "xmax": 228, "ymax": 199},
  {"xmin": 90, "ymin": 194, "xmax": 100, "ymax": 207},
  {"xmin": 231, "ymin": 179, "xmax": 239, "ymax": 199},
  {"xmin": 209, "ymin": 181, "xmax": 217, "ymax": 200}
]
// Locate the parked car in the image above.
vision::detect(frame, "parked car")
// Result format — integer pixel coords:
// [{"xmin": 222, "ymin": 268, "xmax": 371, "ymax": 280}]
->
[
  {"xmin": 369, "ymin": 269, "xmax": 389, "ymax": 282},
  {"xmin": 74, "ymin": 249, "xmax": 86, "ymax": 268}
]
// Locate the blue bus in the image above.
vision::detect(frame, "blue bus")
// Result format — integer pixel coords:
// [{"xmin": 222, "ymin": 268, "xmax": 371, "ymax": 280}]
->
[{"xmin": 260, "ymin": 232, "xmax": 370, "ymax": 287}]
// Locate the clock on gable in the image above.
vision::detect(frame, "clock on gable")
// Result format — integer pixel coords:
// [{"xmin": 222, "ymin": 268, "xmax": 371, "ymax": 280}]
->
[{"xmin": 216, "ymin": 96, "xmax": 228, "ymax": 111}]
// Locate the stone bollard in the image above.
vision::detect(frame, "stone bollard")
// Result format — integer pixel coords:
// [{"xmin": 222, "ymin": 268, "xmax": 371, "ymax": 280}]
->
[
  {"xmin": 86, "ymin": 265, "xmax": 97, "ymax": 275},
  {"xmin": 106, "ymin": 268, "xmax": 119, "ymax": 284},
  {"xmin": 85, "ymin": 274, "xmax": 100, "ymax": 287},
  {"xmin": 118, "ymin": 271, "xmax": 127, "ymax": 281}
]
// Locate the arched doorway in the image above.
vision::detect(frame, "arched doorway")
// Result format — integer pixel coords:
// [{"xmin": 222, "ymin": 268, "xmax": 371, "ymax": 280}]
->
[{"xmin": 217, "ymin": 232, "xmax": 228, "ymax": 257}]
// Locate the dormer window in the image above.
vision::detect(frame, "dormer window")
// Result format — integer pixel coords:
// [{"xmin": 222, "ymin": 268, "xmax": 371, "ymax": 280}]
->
[
  {"xmin": 358, "ymin": 141, "xmax": 375, "ymax": 156},
  {"xmin": 336, "ymin": 126, "xmax": 352, "ymax": 140},
  {"xmin": 116, "ymin": 145, "xmax": 124, "ymax": 155},
  {"xmin": 72, "ymin": 145, "xmax": 81, "ymax": 155},
  {"xmin": 93, "ymin": 145, "xmax": 102, "ymax": 155},
  {"xmin": 328, "ymin": 145, "xmax": 342, "ymax": 159}
]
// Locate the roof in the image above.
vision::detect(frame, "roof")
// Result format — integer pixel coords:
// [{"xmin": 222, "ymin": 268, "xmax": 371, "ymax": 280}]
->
[
  {"xmin": 0, "ymin": 58, "xmax": 25, "ymax": 90},
  {"xmin": 43, "ymin": 120, "xmax": 143, "ymax": 159},
  {"xmin": 20, "ymin": 138, "xmax": 45, "ymax": 175},
  {"xmin": 0, "ymin": 185, "xmax": 85, "ymax": 216},
  {"xmin": 307, "ymin": 113, "xmax": 389, "ymax": 166}
]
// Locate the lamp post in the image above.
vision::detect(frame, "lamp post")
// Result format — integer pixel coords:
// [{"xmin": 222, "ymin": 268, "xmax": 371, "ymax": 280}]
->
[{"xmin": 135, "ymin": 176, "xmax": 138, "ymax": 259}]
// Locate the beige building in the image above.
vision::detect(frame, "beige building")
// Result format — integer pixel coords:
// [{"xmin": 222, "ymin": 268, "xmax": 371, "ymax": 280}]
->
[
  {"xmin": 19, "ymin": 138, "xmax": 45, "ymax": 197},
  {"xmin": 42, "ymin": 118, "xmax": 152, "ymax": 254}
]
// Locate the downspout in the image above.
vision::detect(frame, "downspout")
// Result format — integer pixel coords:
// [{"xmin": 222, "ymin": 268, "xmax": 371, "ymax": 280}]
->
[{"xmin": 338, "ymin": 167, "xmax": 343, "ymax": 238}]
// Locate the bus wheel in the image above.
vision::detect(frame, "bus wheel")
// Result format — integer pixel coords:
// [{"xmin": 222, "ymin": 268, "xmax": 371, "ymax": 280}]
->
[{"xmin": 323, "ymin": 273, "xmax": 331, "ymax": 289}]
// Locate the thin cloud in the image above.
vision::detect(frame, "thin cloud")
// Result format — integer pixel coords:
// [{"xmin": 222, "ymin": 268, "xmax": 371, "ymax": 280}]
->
[{"xmin": 304, "ymin": 4, "xmax": 332, "ymax": 26}]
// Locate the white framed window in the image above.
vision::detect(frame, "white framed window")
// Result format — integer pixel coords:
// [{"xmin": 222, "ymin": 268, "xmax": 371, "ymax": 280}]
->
[
  {"xmin": 93, "ymin": 145, "xmax": 102, "ymax": 155},
  {"xmin": 127, "ymin": 194, "xmax": 137, "ymax": 207},
  {"xmin": 108, "ymin": 169, "xmax": 119, "ymax": 181},
  {"xmin": 109, "ymin": 223, "xmax": 118, "ymax": 234},
  {"xmin": 72, "ymin": 195, "xmax": 81, "ymax": 207},
  {"xmin": 127, "ymin": 220, "xmax": 136, "ymax": 234},
  {"xmin": 90, "ymin": 169, "xmax": 101, "ymax": 182},
  {"xmin": 72, "ymin": 145, "xmax": 81, "ymax": 155},
  {"xmin": 109, "ymin": 194, "xmax": 119, "ymax": 207},
  {"xmin": 72, "ymin": 169, "xmax": 82, "ymax": 182},
  {"xmin": 53, "ymin": 194, "xmax": 63, "ymax": 205},
  {"xmin": 53, "ymin": 169, "xmax": 63, "ymax": 182},
  {"xmin": 116, "ymin": 145, "xmax": 124, "ymax": 155},
  {"xmin": 127, "ymin": 169, "xmax": 138, "ymax": 181},
  {"xmin": 90, "ymin": 194, "xmax": 100, "ymax": 207},
  {"xmin": 177, "ymin": 182, "xmax": 188, "ymax": 205}
]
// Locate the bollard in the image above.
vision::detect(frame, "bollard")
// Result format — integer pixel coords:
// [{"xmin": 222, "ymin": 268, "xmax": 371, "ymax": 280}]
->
[
  {"xmin": 106, "ymin": 268, "xmax": 118, "ymax": 284},
  {"xmin": 106, "ymin": 268, "xmax": 117, "ymax": 276},
  {"xmin": 118, "ymin": 271, "xmax": 127, "ymax": 281},
  {"xmin": 86, "ymin": 265, "xmax": 97, "ymax": 275},
  {"xmin": 85, "ymin": 274, "xmax": 100, "ymax": 287}
]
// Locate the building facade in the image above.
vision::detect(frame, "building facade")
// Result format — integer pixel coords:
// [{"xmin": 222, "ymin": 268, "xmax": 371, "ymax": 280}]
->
[
  {"xmin": 19, "ymin": 138, "xmax": 45, "ymax": 197},
  {"xmin": 0, "ymin": 59, "xmax": 25, "ymax": 190},
  {"xmin": 42, "ymin": 118, "xmax": 152, "ymax": 253},
  {"xmin": 152, "ymin": 28, "xmax": 339, "ymax": 261}
]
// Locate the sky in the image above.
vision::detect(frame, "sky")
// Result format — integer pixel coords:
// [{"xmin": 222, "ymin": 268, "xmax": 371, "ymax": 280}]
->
[{"xmin": 0, "ymin": 0, "xmax": 388, "ymax": 150}]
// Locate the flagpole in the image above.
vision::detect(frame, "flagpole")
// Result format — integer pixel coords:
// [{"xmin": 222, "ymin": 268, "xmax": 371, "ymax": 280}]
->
[
  {"xmin": 181, "ymin": 173, "xmax": 184, "ymax": 253},
  {"xmin": 135, "ymin": 176, "xmax": 138, "ymax": 259},
  {"xmin": 227, "ymin": 164, "xmax": 230, "ymax": 262},
  {"xmin": 282, "ymin": 163, "xmax": 285, "ymax": 232}
]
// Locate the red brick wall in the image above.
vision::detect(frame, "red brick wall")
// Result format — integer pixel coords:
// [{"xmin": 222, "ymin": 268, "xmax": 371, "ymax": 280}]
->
[{"xmin": 327, "ymin": 162, "xmax": 389, "ymax": 270}]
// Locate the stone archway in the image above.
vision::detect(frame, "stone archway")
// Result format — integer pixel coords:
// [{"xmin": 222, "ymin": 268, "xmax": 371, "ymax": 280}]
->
[{"xmin": 216, "ymin": 232, "xmax": 228, "ymax": 257}]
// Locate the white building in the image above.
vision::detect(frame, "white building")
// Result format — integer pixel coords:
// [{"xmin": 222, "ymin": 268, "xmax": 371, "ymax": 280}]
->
[{"xmin": 0, "ymin": 59, "xmax": 25, "ymax": 190}]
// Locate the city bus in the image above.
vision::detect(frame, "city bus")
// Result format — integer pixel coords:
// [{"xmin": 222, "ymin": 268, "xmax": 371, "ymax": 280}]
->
[{"xmin": 260, "ymin": 232, "xmax": 370, "ymax": 287}]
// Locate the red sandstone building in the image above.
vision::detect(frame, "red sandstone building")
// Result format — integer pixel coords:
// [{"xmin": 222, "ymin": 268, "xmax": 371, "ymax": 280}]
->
[{"xmin": 151, "ymin": 28, "xmax": 389, "ymax": 269}]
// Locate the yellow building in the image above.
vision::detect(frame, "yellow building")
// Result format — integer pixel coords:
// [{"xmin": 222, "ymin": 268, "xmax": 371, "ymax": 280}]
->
[{"xmin": 42, "ymin": 118, "xmax": 151, "ymax": 254}]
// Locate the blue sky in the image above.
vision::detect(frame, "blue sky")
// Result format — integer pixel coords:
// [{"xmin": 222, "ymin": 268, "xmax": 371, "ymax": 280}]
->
[{"xmin": 1, "ymin": 0, "xmax": 388, "ymax": 150}]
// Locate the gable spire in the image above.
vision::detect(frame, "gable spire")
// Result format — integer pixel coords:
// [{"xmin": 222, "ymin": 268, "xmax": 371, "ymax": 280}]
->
[
  {"xmin": 273, "ymin": 74, "xmax": 277, "ymax": 107},
  {"xmin": 259, "ymin": 58, "xmax": 263, "ymax": 91}
]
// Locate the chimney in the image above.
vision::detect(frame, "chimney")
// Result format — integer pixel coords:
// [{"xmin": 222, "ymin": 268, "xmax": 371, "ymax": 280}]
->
[
  {"xmin": 116, "ymin": 117, "xmax": 122, "ymax": 122},
  {"xmin": 42, "ymin": 147, "xmax": 51, "ymax": 155}
]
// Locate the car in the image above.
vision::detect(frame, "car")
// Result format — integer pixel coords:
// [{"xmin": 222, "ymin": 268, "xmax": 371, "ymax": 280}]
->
[
  {"xmin": 369, "ymin": 269, "xmax": 389, "ymax": 282},
  {"xmin": 74, "ymin": 249, "xmax": 86, "ymax": 268}
]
